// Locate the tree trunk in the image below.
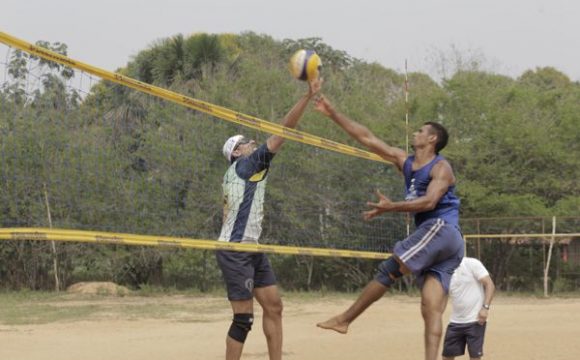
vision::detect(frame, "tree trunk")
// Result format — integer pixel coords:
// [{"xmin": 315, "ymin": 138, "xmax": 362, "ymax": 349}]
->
[{"xmin": 44, "ymin": 183, "xmax": 60, "ymax": 292}]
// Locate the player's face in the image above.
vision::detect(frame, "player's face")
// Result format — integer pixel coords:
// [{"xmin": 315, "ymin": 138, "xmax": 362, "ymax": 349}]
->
[
  {"xmin": 412, "ymin": 125, "xmax": 430, "ymax": 148},
  {"xmin": 235, "ymin": 138, "xmax": 258, "ymax": 157}
]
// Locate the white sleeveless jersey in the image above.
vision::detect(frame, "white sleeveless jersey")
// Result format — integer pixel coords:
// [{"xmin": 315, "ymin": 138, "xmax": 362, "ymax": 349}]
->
[{"xmin": 218, "ymin": 144, "xmax": 273, "ymax": 244}]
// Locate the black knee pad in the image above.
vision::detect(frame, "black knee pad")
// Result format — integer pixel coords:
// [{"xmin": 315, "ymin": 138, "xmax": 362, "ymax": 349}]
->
[
  {"xmin": 376, "ymin": 257, "xmax": 403, "ymax": 286},
  {"xmin": 228, "ymin": 313, "xmax": 254, "ymax": 343}
]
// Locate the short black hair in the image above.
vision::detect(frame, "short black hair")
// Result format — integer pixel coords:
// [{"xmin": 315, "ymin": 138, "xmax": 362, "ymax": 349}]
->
[{"xmin": 424, "ymin": 121, "xmax": 449, "ymax": 153}]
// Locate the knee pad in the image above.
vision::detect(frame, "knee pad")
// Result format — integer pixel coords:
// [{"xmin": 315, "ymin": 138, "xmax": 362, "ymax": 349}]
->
[
  {"xmin": 228, "ymin": 313, "xmax": 254, "ymax": 343},
  {"xmin": 375, "ymin": 257, "xmax": 403, "ymax": 286}
]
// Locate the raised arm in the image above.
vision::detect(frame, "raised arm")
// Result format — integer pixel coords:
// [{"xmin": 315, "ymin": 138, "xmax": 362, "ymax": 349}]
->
[
  {"xmin": 266, "ymin": 78, "xmax": 321, "ymax": 153},
  {"xmin": 363, "ymin": 160, "xmax": 455, "ymax": 220},
  {"xmin": 314, "ymin": 95, "xmax": 407, "ymax": 170}
]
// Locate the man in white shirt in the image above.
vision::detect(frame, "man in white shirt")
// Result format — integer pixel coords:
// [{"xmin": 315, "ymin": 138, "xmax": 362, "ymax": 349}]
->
[{"xmin": 443, "ymin": 257, "xmax": 495, "ymax": 360}]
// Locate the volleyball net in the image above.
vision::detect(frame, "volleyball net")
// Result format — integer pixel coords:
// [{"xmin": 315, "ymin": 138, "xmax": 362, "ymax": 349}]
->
[
  {"xmin": 2, "ymin": 31, "xmax": 579, "ymax": 294},
  {"xmin": 0, "ymin": 31, "xmax": 409, "ymax": 259}
]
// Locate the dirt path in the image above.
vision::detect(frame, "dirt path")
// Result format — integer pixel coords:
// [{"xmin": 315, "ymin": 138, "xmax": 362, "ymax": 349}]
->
[{"xmin": 0, "ymin": 295, "xmax": 578, "ymax": 359}]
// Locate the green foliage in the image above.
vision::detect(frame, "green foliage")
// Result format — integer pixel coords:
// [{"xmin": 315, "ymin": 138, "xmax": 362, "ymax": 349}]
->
[{"xmin": 1, "ymin": 33, "xmax": 578, "ymax": 293}]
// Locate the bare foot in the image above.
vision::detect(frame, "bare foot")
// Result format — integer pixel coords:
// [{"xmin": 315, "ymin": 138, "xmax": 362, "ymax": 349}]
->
[{"xmin": 316, "ymin": 315, "xmax": 349, "ymax": 334}]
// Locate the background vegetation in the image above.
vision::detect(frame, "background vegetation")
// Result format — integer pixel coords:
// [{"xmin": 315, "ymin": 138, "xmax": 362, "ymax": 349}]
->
[{"xmin": 0, "ymin": 33, "xmax": 578, "ymax": 293}]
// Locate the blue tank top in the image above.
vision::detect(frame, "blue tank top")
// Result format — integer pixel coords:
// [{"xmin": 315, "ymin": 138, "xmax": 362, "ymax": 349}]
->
[{"xmin": 403, "ymin": 155, "xmax": 460, "ymax": 227}]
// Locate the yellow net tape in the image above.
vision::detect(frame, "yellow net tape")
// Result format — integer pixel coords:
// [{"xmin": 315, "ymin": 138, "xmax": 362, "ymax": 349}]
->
[
  {"xmin": 464, "ymin": 233, "xmax": 580, "ymax": 239},
  {"xmin": 0, "ymin": 30, "xmax": 391, "ymax": 164},
  {"xmin": 0, "ymin": 228, "xmax": 391, "ymax": 260},
  {"xmin": 0, "ymin": 228, "xmax": 576, "ymax": 259}
]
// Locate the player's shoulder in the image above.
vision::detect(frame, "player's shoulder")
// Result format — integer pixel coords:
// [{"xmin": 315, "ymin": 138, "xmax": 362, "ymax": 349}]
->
[
  {"xmin": 235, "ymin": 144, "xmax": 273, "ymax": 179},
  {"xmin": 433, "ymin": 155, "xmax": 452, "ymax": 168},
  {"xmin": 234, "ymin": 157, "xmax": 254, "ymax": 177},
  {"xmin": 463, "ymin": 257, "xmax": 482, "ymax": 266},
  {"xmin": 239, "ymin": 144, "xmax": 269, "ymax": 163},
  {"xmin": 431, "ymin": 156, "xmax": 455, "ymax": 177},
  {"xmin": 251, "ymin": 143, "xmax": 274, "ymax": 161},
  {"xmin": 462, "ymin": 257, "xmax": 487, "ymax": 271}
]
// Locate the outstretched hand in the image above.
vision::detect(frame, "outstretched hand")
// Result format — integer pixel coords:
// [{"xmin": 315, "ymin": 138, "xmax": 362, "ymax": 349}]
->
[
  {"xmin": 313, "ymin": 95, "xmax": 334, "ymax": 116},
  {"xmin": 308, "ymin": 77, "xmax": 323, "ymax": 98},
  {"xmin": 363, "ymin": 189, "xmax": 393, "ymax": 221}
]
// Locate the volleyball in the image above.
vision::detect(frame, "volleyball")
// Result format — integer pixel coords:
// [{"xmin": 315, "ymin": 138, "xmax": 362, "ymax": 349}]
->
[{"xmin": 289, "ymin": 49, "xmax": 321, "ymax": 81}]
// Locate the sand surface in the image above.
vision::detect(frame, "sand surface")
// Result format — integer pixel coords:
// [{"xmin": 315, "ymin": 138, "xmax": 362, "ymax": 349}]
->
[{"xmin": 0, "ymin": 294, "xmax": 578, "ymax": 359}]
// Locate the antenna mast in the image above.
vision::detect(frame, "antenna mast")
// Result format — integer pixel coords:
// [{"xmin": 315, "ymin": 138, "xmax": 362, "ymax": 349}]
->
[
  {"xmin": 404, "ymin": 59, "xmax": 410, "ymax": 154},
  {"xmin": 404, "ymin": 59, "xmax": 411, "ymax": 242}
]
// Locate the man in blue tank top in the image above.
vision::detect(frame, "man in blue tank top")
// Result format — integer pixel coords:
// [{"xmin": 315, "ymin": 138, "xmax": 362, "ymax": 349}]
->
[{"xmin": 314, "ymin": 95, "xmax": 464, "ymax": 360}]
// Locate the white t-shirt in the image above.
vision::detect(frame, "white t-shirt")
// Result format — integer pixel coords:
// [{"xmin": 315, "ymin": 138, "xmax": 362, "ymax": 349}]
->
[{"xmin": 448, "ymin": 257, "xmax": 490, "ymax": 324}]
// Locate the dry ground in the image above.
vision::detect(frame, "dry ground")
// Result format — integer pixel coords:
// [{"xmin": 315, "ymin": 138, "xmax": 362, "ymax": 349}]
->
[{"xmin": 0, "ymin": 292, "xmax": 578, "ymax": 360}]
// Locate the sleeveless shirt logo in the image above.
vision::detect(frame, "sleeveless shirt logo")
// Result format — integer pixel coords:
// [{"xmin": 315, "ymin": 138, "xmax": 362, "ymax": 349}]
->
[{"xmin": 406, "ymin": 178, "xmax": 418, "ymax": 201}]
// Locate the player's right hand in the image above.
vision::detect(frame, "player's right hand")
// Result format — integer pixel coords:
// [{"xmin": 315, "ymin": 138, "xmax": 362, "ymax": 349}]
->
[
  {"xmin": 363, "ymin": 208, "xmax": 382, "ymax": 221},
  {"xmin": 363, "ymin": 190, "xmax": 392, "ymax": 220},
  {"xmin": 313, "ymin": 95, "xmax": 333, "ymax": 116},
  {"xmin": 308, "ymin": 77, "xmax": 323, "ymax": 98}
]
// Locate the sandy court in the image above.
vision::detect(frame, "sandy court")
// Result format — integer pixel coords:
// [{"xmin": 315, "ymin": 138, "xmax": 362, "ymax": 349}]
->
[{"xmin": 0, "ymin": 294, "xmax": 579, "ymax": 360}]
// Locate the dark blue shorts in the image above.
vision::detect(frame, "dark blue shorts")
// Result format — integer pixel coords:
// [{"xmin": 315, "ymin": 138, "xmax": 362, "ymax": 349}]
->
[
  {"xmin": 442, "ymin": 322, "xmax": 487, "ymax": 358},
  {"xmin": 216, "ymin": 250, "xmax": 277, "ymax": 301},
  {"xmin": 377, "ymin": 218, "xmax": 464, "ymax": 292}
]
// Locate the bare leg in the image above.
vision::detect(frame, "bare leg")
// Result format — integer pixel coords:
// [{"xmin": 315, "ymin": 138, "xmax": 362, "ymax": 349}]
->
[
  {"xmin": 317, "ymin": 280, "xmax": 388, "ymax": 334},
  {"xmin": 421, "ymin": 275, "xmax": 448, "ymax": 360},
  {"xmin": 226, "ymin": 299, "xmax": 253, "ymax": 360},
  {"xmin": 442, "ymin": 357, "xmax": 455, "ymax": 360},
  {"xmin": 254, "ymin": 285, "xmax": 283, "ymax": 360}
]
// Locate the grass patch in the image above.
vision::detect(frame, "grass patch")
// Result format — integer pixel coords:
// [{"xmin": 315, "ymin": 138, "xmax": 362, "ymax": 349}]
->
[
  {"xmin": 2, "ymin": 288, "xmax": 576, "ymax": 326},
  {"xmin": 0, "ymin": 290, "xmax": 226, "ymax": 325},
  {"xmin": 0, "ymin": 291, "xmax": 102, "ymax": 325}
]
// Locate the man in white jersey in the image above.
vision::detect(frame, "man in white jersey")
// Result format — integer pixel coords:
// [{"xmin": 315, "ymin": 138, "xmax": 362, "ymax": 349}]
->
[
  {"xmin": 443, "ymin": 257, "xmax": 495, "ymax": 360},
  {"xmin": 216, "ymin": 78, "xmax": 321, "ymax": 360}
]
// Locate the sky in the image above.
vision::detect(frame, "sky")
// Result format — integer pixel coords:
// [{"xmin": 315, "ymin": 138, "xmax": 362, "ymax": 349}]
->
[{"xmin": 1, "ymin": 0, "xmax": 579, "ymax": 81}]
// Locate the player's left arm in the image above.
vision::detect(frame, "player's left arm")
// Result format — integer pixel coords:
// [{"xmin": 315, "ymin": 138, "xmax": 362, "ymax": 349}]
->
[
  {"xmin": 364, "ymin": 160, "xmax": 455, "ymax": 219},
  {"xmin": 477, "ymin": 275, "xmax": 496, "ymax": 324}
]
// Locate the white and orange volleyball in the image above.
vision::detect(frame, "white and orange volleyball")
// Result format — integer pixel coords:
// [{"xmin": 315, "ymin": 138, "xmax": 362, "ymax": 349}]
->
[{"xmin": 288, "ymin": 49, "xmax": 321, "ymax": 81}]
